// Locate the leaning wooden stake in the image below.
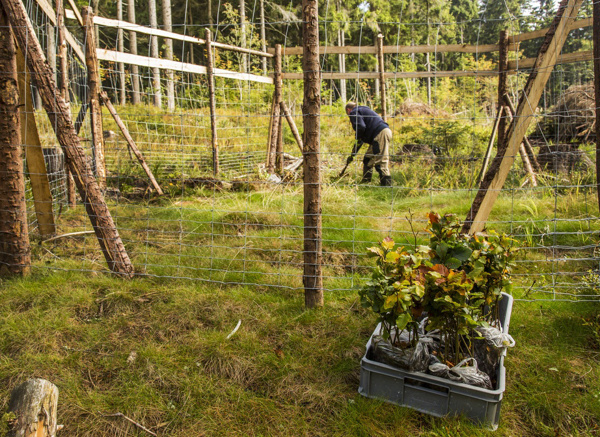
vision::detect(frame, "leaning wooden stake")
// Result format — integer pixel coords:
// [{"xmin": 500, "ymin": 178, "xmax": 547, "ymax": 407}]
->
[
  {"xmin": 100, "ymin": 91, "xmax": 164, "ymax": 195},
  {"xmin": 16, "ymin": 49, "xmax": 56, "ymax": 237},
  {"xmin": 0, "ymin": 13, "xmax": 30, "ymax": 276},
  {"xmin": 82, "ymin": 7, "xmax": 106, "ymax": 189},
  {"xmin": 505, "ymin": 97, "xmax": 541, "ymax": 172},
  {"xmin": 477, "ymin": 106, "xmax": 504, "ymax": 186},
  {"xmin": 280, "ymin": 100, "xmax": 303, "ymax": 153},
  {"xmin": 595, "ymin": 0, "xmax": 600, "ymax": 211},
  {"xmin": 8, "ymin": 379, "xmax": 59, "ymax": 437},
  {"xmin": 3, "ymin": 0, "xmax": 134, "ymax": 277},
  {"xmin": 377, "ymin": 34, "xmax": 387, "ymax": 121},
  {"xmin": 205, "ymin": 29, "xmax": 219, "ymax": 176},
  {"xmin": 462, "ymin": 0, "xmax": 582, "ymax": 235},
  {"xmin": 302, "ymin": 0, "xmax": 323, "ymax": 308}
]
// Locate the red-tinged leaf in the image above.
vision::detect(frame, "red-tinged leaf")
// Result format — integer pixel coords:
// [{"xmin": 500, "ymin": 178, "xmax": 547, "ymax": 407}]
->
[
  {"xmin": 428, "ymin": 212, "xmax": 440, "ymax": 224},
  {"xmin": 431, "ymin": 264, "xmax": 449, "ymax": 277},
  {"xmin": 367, "ymin": 247, "xmax": 384, "ymax": 258}
]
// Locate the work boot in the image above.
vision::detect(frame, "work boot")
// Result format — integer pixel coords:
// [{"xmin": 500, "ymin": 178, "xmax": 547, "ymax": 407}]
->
[
  {"xmin": 380, "ymin": 176, "xmax": 392, "ymax": 187},
  {"xmin": 360, "ymin": 167, "xmax": 373, "ymax": 183}
]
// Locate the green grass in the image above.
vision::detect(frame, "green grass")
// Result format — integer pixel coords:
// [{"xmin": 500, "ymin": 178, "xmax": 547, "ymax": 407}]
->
[{"xmin": 1, "ymin": 271, "xmax": 599, "ymax": 436}]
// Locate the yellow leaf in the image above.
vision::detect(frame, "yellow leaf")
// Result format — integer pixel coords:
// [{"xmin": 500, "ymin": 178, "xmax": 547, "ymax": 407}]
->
[{"xmin": 381, "ymin": 237, "xmax": 395, "ymax": 251}]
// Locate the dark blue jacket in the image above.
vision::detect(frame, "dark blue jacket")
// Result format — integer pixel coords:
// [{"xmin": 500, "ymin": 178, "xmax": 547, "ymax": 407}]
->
[{"xmin": 348, "ymin": 106, "xmax": 389, "ymax": 145}]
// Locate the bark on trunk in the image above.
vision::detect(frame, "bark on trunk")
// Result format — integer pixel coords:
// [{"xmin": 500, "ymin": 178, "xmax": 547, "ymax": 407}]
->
[
  {"xmin": 3, "ymin": 0, "xmax": 134, "ymax": 276},
  {"xmin": 162, "ymin": 0, "xmax": 175, "ymax": 110},
  {"xmin": 82, "ymin": 7, "xmax": 106, "ymax": 188},
  {"xmin": 8, "ymin": 379, "xmax": 58, "ymax": 437},
  {"xmin": 338, "ymin": 28, "xmax": 346, "ymax": 103},
  {"xmin": 0, "ymin": 9, "xmax": 30, "ymax": 276},
  {"xmin": 128, "ymin": 0, "xmax": 140, "ymax": 104},
  {"xmin": 302, "ymin": 0, "xmax": 323, "ymax": 308},
  {"xmin": 377, "ymin": 34, "xmax": 387, "ymax": 121},
  {"xmin": 274, "ymin": 44, "xmax": 283, "ymax": 173},
  {"xmin": 260, "ymin": 0, "xmax": 267, "ymax": 75},
  {"xmin": 149, "ymin": 0, "xmax": 161, "ymax": 107}
]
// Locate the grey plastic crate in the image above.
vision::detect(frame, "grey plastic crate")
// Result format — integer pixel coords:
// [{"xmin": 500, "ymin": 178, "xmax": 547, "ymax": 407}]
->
[{"xmin": 358, "ymin": 292, "xmax": 513, "ymax": 430}]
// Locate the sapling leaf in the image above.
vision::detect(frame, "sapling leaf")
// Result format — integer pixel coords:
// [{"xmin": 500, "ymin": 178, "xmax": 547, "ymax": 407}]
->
[{"xmin": 381, "ymin": 237, "xmax": 395, "ymax": 251}]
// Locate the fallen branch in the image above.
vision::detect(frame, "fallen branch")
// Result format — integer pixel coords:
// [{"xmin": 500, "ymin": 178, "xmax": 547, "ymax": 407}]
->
[{"xmin": 101, "ymin": 412, "xmax": 157, "ymax": 436}]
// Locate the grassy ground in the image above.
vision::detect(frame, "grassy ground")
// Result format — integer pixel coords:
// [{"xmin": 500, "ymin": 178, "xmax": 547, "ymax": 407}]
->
[{"xmin": 0, "ymin": 270, "xmax": 599, "ymax": 436}]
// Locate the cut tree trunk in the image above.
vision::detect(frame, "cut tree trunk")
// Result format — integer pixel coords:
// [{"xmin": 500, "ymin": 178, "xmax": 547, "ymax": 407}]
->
[
  {"xmin": 8, "ymin": 379, "xmax": 58, "ymax": 437},
  {"xmin": 162, "ymin": 0, "xmax": 175, "ymax": 110},
  {"xmin": 205, "ymin": 29, "xmax": 219, "ymax": 176},
  {"xmin": 0, "ymin": 9, "xmax": 30, "ymax": 276},
  {"xmin": 302, "ymin": 0, "xmax": 323, "ymax": 308},
  {"xmin": 149, "ymin": 0, "xmax": 161, "ymax": 107},
  {"xmin": 3, "ymin": 0, "xmax": 135, "ymax": 277},
  {"xmin": 128, "ymin": 0, "xmax": 140, "ymax": 104}
]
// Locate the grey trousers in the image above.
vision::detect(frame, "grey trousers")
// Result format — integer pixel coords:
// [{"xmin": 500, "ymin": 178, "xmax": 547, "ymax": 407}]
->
[{"xmin": 364, "ymin": 128, "xmax": 392, "ymax": 177}]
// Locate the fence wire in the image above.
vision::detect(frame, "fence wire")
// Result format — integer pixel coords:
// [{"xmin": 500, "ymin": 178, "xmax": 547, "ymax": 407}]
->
[{"xmin": 17, "ymin": 0, "xmax": 600, "ymax": 302}]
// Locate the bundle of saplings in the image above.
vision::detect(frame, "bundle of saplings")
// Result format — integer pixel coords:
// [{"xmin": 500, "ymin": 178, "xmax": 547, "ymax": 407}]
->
[{"xmin": 359, "ymin": 213, "xmax": 517, "ymax": 389}]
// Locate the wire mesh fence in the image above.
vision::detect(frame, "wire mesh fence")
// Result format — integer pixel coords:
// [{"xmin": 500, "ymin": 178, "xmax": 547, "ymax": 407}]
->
[{"xmin": 15, "ymin": 0, "xmax": 600, "ymax": 302}]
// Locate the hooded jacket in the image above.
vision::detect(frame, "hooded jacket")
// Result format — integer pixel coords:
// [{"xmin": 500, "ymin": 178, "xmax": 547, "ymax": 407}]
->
[{"xmin": 348, "ymin": 106, "xmax": 389, "ymax": 145}]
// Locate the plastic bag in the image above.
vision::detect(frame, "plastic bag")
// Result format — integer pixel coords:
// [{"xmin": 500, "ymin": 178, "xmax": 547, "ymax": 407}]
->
[
  {"xmin": 428, "ymin": 357, "xmax": 492, "ymax": 389},
  {"xmin": 372, "ymin": 335, "xmax": 413, "ymax": 370},
  {"xmin": 475, "ymin": 322, "xmax": 516, "ymax": 350}
]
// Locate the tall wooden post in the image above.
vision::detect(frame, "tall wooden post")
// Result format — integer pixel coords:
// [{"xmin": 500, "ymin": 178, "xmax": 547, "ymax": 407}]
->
[
  {"xmin": 46, "ymin": 22, "xmax": 56, "ymax": 86},
  {"xmin": 267, "ymin": 45, "xmax": 282, "ymax": 174},
  {"xmin": 274, "ymin": 44, "xmax": 284, "ymax": 173},
  {"xmin": 117, "ymin": 0, "xmax": 126, "ymax": 106},
  {"xmin": 594, "ymin": 0, "xmax": 600, "ymax": 211},
  {"xmin": 4, "ymin": 0, "xmax": 135, "ymax": 276},
  {"xmin": 162, "ymin": 0, "xmax": 175, "ymax": 110},
  {"xmin": 497, "ymin": 30, "xmax": 508, "ymax": 152},
  {"xmin": 302, "ymin": 0, "xmax": 323, "ymax": 308},
  {"xmin": 205, "ymin": 29, "xmax": 219, "ymax": 176},
  {"xmin": 377, "ymin": 34, "xmax": 387, "ymax": 121},
  {"xmin": 56, "ymin": 0, "xmax": 76, "ymax": 208},
  {"xmin": 128, "ymin": 0, "xmax": 140, "ymax": 104},
  {"xmin": 0, "ymin": 10, "xmax": 30, "ymax": 276},
  {"xmin": 82, "ymin": 7, "xmax": 106, "ymax": 189},
  {"xmin": 149, "ymin": 0, "xmax": 161, "ymax": 107}
]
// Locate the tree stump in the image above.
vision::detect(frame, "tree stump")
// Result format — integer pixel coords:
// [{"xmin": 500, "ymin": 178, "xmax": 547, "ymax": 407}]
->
[{"xmin": 7, "ymin": 379, "xmax": 59, "ymax": 437}]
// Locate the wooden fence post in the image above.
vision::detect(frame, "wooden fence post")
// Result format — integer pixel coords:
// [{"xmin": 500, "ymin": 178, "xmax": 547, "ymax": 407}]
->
[
  {"xmin": 56, "ymin": 0, "xmax": 76, "ymax": 208},
  {"xmin": 267, "ymin": 44, "xmax": 282, "ymax": 173},
  {"xmin": 17, "ymin": 49, "xmax": 56, "ymax": 236},
  {"xmin": 162, "ymin": 0, "xmax": 175, "ymax": 110},
  {"xmin": 0, "ymin": 10, "xmax": 30, "ymax": 276},
  {"xmin": 205, "ymin": 28, "xmax": 219, "ymax": 176},
  {"xmin": 82, "ymin": 7, "xmax": 106, "ymax": 189},
  {"xmin": 8, "ymin": 379, "xmax": 59, "ymax": 437},
  {"xmin": 497, "ymin": 30, "xmax": 508, "ymax": 152},
  {"xmin": 4, "ymin": 0, "xmax": 134, "ymax": 277},
  {"xmin": 377, "ymin": 33, "xmax": 387, "ymax": 121},
  {"xmin": 117, "ymin": 0, "xmax": 126, "ymax": 105},
  {"xmin": 302, "ymin": 0, "xmax": 323, "ymax": 308},
  {"xmin": 274, "ymin": 44, "xmax": 284, "ymax": 173},
  {"xmin": 149, "ymin": 0, "xmax": 161, "ymax": 107}
]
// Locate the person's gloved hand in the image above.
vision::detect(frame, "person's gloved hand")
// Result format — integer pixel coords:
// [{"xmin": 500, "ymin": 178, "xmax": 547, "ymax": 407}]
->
[{"xmin": 346, "ymin": 155, "xmax": 354, "ymax": 165}]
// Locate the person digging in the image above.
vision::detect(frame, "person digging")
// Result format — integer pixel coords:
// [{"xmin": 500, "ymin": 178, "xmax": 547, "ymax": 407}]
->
[{"xmin": 344, "ymin": 102, "xmax": 393, "ymax": 186}]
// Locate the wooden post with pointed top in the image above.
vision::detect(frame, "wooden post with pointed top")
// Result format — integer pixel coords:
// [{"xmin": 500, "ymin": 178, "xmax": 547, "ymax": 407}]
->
[
  {"xmin": 302, "ymin": 0, "xmax": 323, "ymax": 308},
  {"xmin": 497, "ymin": 30, "xmax": 508, "ymax": 152}
]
